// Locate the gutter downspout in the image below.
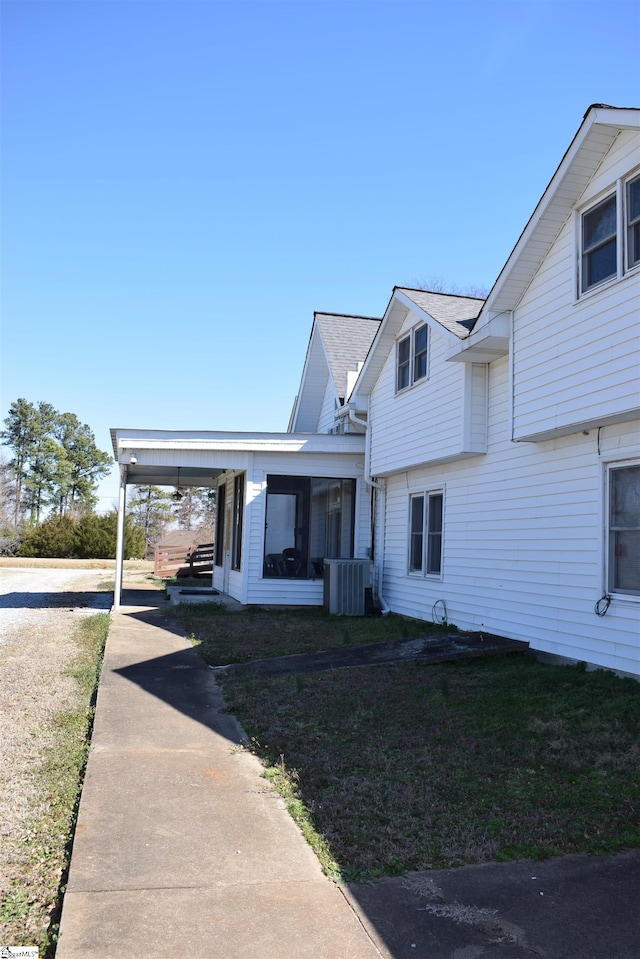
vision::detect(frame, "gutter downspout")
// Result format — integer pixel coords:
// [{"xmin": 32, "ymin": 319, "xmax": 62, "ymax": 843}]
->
[{"xmin": 348, "ymin": 406, "xmax": 390, "ymax": 615}]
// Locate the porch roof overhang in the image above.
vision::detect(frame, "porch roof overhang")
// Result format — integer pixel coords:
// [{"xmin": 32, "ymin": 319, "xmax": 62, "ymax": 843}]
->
[{"xmin": 110, "ymin": 427, "xmax": 366, "ymax": 487}]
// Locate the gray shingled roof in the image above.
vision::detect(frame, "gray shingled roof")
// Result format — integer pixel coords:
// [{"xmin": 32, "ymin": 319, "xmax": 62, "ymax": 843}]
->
[
  {"xmin": 315, "ymin": 313, "xmax": 381, "ymax": 398},
  {"xmin": 396, "ymin": 289, "xmax": 484, "ymax": 339}
]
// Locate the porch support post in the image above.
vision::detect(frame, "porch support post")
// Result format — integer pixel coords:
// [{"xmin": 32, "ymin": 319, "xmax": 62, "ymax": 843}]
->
[{"xmin": 114, "ymin": 468, "xmax": 127, "ymax": 611}]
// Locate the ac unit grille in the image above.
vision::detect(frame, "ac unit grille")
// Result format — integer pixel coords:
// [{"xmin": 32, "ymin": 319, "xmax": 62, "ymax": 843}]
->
[{"xmin": 324, "ymin": 559, "xmax": 371, "ymax": 616}]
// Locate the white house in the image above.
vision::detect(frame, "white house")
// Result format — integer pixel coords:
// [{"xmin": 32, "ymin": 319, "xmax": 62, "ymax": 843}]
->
[
  {"xmin": 345, "ymin": 104, "xmax": 640, "ymax": 677},
  {"xmin": 111, "ymin": 314, "xmax": 379, "ymax": 608},
  {"xmin": 111, "ymin": 104, "xmax": 639, "ymax": 676}
]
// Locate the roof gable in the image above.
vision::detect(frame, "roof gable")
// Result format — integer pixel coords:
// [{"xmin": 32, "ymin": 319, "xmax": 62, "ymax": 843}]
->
[
  {"xmin": 289, "ymin": 312, "xmax": 380, "ymax": 431},
  {"xmin": 475, "ymin": 105, "xmax": 640, "ymax": 326},
  {"xmin": 350, "ymin": 287, "xmax": 483, "ymax": 402}
]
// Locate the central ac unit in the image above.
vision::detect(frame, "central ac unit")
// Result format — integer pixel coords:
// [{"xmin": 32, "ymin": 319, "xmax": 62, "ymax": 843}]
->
[{"xmin": 323, "ymin": 559, "xmax": 371, "ymax": 616}]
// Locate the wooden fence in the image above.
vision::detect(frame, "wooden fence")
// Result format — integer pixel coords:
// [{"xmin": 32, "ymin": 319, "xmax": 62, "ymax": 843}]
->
[{"xmin": 154, "ymin": 542, "xmax": 214, "ymax": 579}]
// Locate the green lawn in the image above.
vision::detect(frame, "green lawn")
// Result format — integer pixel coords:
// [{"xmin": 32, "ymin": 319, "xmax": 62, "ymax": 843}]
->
[
  {"xmin": 174, "ymin": 604, "xmax": 450, "ymax": 665},
  {"xmin": 173, "ymin": 605, "xmax": 640, "ymax": 882}
]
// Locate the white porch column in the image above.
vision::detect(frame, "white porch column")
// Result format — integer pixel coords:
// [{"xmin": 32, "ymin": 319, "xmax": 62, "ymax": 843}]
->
[{"xmin": 114, "ymin": 468, "xmax": 127, "ymax": 611}]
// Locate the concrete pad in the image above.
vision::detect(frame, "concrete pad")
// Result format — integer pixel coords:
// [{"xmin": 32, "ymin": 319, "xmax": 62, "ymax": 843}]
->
[
  {"xmin": 66, "ymin": 748, "xmax": 326, "ymax": 891},
  {"xmin": 59, "ymin": 883, "xmax": 378, "ymax": 959},
  {"xmin": 345, "ymin": 850, "xmax": 640, "ymax": 959}
]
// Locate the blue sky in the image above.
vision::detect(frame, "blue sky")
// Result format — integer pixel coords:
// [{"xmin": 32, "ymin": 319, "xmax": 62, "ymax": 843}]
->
[{"xmin": 2, "ymin": 0, "xmax": 639, "ymax": 512}]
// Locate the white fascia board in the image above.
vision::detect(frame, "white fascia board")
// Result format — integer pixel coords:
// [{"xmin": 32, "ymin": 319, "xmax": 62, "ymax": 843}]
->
[
  {"xmin": 589, "ymin": 105, "xmax": 640, "ymax": 130},
  {"xmin": 349, "ymin": 290, "xmax": 407, "ymax": 404},
  {"xmin": 514, "ymin": 407, "xmax": 640, "ymax": 444},
  {"xmin": 446, "ymin": 313, "xmax": 512, "ymax": 363},
  {"xmin": 112, "ymin": 428, "xmax": 365, "ymax": 459}
]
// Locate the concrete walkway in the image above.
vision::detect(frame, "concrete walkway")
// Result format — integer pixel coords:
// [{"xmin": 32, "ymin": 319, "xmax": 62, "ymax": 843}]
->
[{"xmin": 56, "ymin": 587, "xmax": 382, "ymax": 959}]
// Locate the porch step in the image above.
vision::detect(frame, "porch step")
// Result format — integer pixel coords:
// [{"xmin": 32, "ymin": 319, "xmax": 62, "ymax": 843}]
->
[{"xmin": 166, "ymin": 585, "xmax": 221, "ymax": 606}]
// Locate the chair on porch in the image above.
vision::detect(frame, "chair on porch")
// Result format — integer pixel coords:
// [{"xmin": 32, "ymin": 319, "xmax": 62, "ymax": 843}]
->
[{"xmin": 282, "ymin": 547, "xmax": 304, "ymax": 577}]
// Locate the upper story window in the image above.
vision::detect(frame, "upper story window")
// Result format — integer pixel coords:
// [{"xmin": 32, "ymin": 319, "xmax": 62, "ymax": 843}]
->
[
  {"xmin": 396, "ymin": 324, "xmax": 429, "ymax": 393},
  {"xmin": 582, "ymin": 195, "xmax": 617, "ymax": 291},
  {"xmin": 579, "ymin": 172, "xmax": 640, "ymax": 295},
  {"xmin": 627, "ymin": 175, "xmax": 640, "ymax": 269}
]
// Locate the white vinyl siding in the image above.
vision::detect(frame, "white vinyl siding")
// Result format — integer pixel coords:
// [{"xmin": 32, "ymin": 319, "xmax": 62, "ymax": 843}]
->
[
  {"xmin": 317, "ymin": 381, "xmax": 339, "ymax": 434},
  {"xmin": 378, "ymin": 356, "xmax": 640, "ymax": 677},
  {"xmin": 370, "ymin": 315, "xmax": 484, "ymax": 474},
  {"xmin": 512, "ymin": 135, "xmax": 640, "ymax": 443}
]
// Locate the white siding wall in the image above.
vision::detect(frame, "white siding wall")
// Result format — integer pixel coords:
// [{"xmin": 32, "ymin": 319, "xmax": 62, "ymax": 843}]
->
[
  {"xmin": 513, "ymin": 132, "xmax": 640, "ymax": 440},
  {"xmin": 368, "ymin": 314, "xmax": 475, "ymax": 475},
  {"xmin": 378, "ymin": 356, "xmax": 640, "ymax": 676},
  {"xmin": 317, "ymin": 381, "xmax": 338, "ymax": 434}
]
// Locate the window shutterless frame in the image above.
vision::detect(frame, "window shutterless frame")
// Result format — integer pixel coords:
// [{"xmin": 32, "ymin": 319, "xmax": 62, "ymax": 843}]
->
[
  {"xmin": 578, "ymin": 171, "xmax": 640, "ymax": 296},
  {"xmin": 581, "ymin": 194, "xmax": 617, "ymax": 292},
  {"xmin": 607, "ymin": 463, "xmax": 640, "ymax": 597},
  {"xmin": 408, "ymin": 489, "xmax": 443, "ymax": 576},
  {"xmin": 626, "ymin": 175, "xmax": 640, "ymax": 270},
  {"xmin": 396, "ymin": 324, "xmax": 429, "ymax": 393},
  {"xmin": 396, "ymin": 336, "xmax": 411, "ymax": 392},
  {"xmin": 426, "ymin": 491, "xmax": 443, "ymax": 575},
  {"xmin": 409, "ymin": 494, "xmax": 424, "ymax": 572}
]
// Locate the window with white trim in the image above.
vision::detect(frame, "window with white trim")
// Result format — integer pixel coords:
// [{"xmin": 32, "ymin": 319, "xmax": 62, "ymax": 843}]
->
[
  {"xmin": 409, "ymin": 490, "xmax": 443, "ymax": 575},
  {"xmin": 396, "ymin": 324, "xmax": 429, "ymax": 393},
  {"xmin": 608, "ymin": 463, "xmax": 640, "ymax": 596},
  {"xmin": 582, "ymin": 194, "xmax": 617, "ymax": 291},
  {"xmin": 579, "ymin": 172, "xmax": 640, "ymax": 294},
  {"xmin": 627, "ymin": 175, "xmax": 640, "ymax": 270}
]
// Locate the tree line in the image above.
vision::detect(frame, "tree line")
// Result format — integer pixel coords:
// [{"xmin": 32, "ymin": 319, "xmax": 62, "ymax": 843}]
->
[
  {"xmin": 1, "ymin": 399, "xmax": 216, "ymax": 559},
  {"xmin": 1, "ymin": 398, "xmax": 112, "ymax": 523}
]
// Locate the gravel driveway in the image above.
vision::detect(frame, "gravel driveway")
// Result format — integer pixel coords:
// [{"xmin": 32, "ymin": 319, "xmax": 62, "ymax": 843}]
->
[
  {"xmin": 0, "ymin": 566, "xmax": 113, "ymax": 921},
  {"xmin": 0, "ymin": 567, "xmax": 113, "ymax": 637}
]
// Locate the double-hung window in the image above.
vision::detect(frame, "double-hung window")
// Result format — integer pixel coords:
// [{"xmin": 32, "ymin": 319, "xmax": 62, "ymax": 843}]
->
[
  {"xmin": 608, "ymin": 463, "xmax": 640, "ymax": 597},
  {"xmin": 582, "ymin": 195, "xmax": 617, "ymax": 291},
  {"xmin": 396, "ymin": 324, "xmax": 429, "ymax": 393},
  {"xmin": 627, "ymin": 175, "xmax": 640, "ymax": 270},
  {"xmin": 409, "ymin": 490, "xmax": 443, "ymax": 576},
  {"xmin": 579, "ymin": 172, "xmax": 640, "ymax": 294}
]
